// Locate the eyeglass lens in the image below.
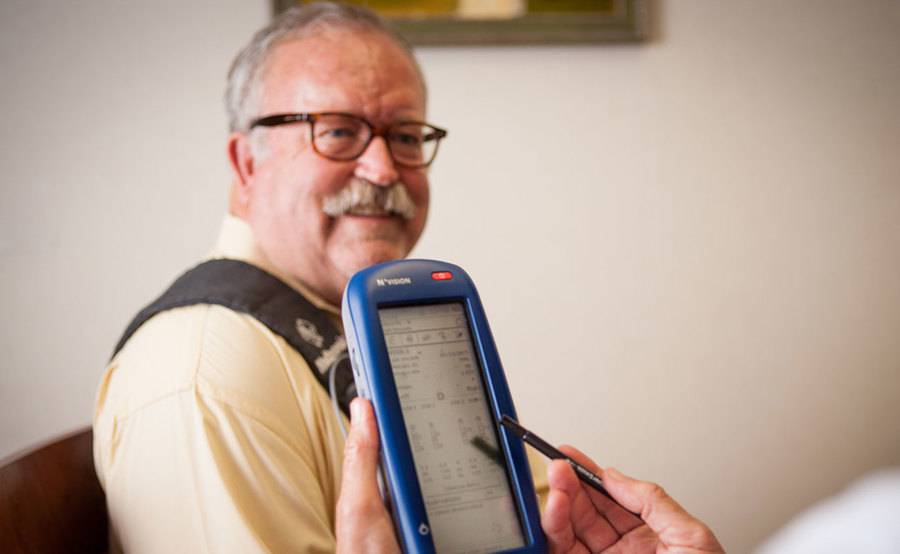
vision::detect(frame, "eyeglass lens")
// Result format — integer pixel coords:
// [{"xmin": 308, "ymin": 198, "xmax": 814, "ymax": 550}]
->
[{"xmin": 312, "ymin": 114, "xmax": 440, "ymax": 166}]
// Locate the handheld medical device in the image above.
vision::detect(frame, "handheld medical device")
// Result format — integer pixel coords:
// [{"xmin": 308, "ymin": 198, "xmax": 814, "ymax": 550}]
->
[{"xmin": 342, "ymin": 259, "xmax": 545, "ymax": 554}]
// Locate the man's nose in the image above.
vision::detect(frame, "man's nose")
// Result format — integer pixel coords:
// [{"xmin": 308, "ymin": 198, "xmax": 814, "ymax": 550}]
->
[{"xmin": 354, "ymin": 136, "xmax": 399, "ymax": 186}]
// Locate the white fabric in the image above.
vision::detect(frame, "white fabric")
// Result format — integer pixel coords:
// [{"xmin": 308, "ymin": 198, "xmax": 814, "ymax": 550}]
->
[{"xmin": 756, "ymin": 468, "xmax": 900, "ymax": 554}]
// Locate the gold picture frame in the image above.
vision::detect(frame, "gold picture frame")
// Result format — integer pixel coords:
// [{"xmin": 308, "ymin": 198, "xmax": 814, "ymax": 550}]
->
[{"xmin": 273, "ymin": 0, "xmax": 649, "ymax": 45}]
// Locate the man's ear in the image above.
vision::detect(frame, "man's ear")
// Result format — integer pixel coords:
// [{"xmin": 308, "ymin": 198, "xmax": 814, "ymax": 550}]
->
[{"xmin": 228, "ymin": 131, "xmax": 255, "ymax": 187}]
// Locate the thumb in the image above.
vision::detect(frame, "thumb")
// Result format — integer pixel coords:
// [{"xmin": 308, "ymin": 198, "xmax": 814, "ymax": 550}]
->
[
  {"xmin": 339, "ymin": 398, "xmax": 382, "ymax": 504},
  {"xmin": 602, "ymin": 467, "xmax": 722, "ymax": 551},
  {"xmin": 336, "ymin": 399, "xmax": 399, "ymax": 554}
]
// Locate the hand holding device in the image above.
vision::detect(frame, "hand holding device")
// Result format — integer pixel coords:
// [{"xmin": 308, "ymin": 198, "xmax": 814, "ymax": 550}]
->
[
  {"xmin": 336, "ymin": 398, "xmax": 401, "ymax": 554},
  {"xmin": 342, "ymin": 260, "xmax": 545, "ymax": 553}
]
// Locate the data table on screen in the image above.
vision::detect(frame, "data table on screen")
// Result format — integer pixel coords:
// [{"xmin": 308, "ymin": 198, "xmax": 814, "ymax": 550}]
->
[{"xmin": 379, "ymin": 303, "xmax": 525, "ymax": 553}]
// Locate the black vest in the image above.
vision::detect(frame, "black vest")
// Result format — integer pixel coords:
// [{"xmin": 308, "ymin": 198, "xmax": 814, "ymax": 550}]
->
[{"xmin": 113, "ymin": 259, "xmax": 356, "ymax": 415}]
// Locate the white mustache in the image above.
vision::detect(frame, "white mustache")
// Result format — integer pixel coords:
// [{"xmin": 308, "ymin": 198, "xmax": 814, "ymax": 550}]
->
[{"xmin": 321, "ymin": 179, "xmax": 417, "ymax": 220}]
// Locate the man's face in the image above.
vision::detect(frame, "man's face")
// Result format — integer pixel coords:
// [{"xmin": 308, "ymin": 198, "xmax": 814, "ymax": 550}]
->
[{"xmin": 233, "ymin": 30, "xmax": 430, "ymax": 304}]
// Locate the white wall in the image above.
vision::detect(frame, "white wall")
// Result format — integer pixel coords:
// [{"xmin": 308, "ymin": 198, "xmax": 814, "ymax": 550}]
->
[
  {"xmin": 2, "ymin": 1, "xmax": 898, "ymax": 552},
  {"xmin": 0, "ymin": 0, "xmax": 267, "ymax": 453}
]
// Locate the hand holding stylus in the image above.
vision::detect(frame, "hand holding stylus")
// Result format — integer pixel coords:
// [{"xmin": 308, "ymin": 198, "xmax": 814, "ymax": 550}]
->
[{"xmin": 542, "ymin": 444, "xmax": 725, "ymax": 554}]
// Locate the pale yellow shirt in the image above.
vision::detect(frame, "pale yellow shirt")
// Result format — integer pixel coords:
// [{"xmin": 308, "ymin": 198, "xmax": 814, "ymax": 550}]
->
[{"xmin": 94, "ymin": 215, "xmax": 547, "ymax": 553}]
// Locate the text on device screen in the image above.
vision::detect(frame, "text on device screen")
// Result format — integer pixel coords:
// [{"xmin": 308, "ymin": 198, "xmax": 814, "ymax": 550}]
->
[{"xmin": 378, "ymin": 303, "xmax": 525, "ymax": 553}]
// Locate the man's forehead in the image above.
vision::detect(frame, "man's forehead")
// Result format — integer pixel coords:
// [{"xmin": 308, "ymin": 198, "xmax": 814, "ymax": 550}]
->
[{"xmin": 258, "ymin": 30, "xmax": 425, "ymax": 117}]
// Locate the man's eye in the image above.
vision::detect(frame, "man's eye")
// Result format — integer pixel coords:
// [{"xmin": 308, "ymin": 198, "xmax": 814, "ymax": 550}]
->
[
  {"xmin": 320, "ymin": 127, "xmax": 357, "ymax": 139},
  {"xmin": 391, "ymin": 133, "xmax": 421, "ymax": 146}
]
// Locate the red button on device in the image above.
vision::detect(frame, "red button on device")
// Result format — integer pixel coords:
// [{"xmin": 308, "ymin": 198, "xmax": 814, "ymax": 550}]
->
[{"xmin": 431, "ymin": 271, "xmax": 453, "ymax": 281}]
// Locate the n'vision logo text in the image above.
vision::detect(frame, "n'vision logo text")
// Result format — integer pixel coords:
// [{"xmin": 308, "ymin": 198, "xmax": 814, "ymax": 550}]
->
[{"xmin": 376, "ymin": 277, "xmax": 413, "ymax": 286}]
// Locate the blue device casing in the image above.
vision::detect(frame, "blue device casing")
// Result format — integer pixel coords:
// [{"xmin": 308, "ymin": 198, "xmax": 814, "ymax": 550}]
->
[{"xmin": 341, "ymin": 259, "xmax": 545, "ymax": 554}]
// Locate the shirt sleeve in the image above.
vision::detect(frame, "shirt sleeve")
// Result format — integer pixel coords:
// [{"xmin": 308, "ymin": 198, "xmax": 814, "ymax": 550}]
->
[{"xmin": 94, "ymin": 305, "xmax": 344, "ymax": 553}]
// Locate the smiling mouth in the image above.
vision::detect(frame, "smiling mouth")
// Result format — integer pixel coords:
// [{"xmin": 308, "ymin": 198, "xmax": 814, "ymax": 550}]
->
[{"xmin": 346, "ymin": 204, "xmax": 393, "ymax": 217}]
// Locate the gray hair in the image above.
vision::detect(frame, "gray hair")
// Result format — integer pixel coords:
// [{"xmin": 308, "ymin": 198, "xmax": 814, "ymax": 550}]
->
[{"xmin": 225, "ymin": 1, "xmax": 425, "ymax": 133}]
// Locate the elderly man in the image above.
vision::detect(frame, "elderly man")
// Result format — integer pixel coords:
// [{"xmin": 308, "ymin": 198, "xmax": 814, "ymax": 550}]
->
[{"xmin": 95, "ymin": 3, "xmax": 722, "ymax": 553}]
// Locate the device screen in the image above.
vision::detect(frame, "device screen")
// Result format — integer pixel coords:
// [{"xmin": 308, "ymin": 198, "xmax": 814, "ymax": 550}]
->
[{"xmin": 378, "ymin": 302, "xmax": 525, "ymax": 553}]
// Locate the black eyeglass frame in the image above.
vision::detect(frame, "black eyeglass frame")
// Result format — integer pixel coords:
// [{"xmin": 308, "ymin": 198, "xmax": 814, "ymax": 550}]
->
[{"xmin": 248, "ymin": 112, "xmax": 448, "ymax": 168}]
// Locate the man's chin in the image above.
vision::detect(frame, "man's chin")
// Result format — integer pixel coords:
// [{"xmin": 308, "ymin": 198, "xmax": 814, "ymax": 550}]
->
[
  {"xmin": 332, "ymin": 240, "xmax": 410, "ymax": 277},
  {"xmin": 328, "ymin": 215, "xmax": 420, "ymax": 275}
]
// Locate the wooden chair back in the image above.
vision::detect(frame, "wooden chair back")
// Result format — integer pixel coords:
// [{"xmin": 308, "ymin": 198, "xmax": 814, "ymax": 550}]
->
[{"xmin": 0, "ymin": 428, "xmax": 108, "ymax": 553}]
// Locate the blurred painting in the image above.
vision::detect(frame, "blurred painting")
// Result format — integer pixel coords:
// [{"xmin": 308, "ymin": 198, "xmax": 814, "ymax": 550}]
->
[{"xmin": 273, "ymin": 0, "xmax": 648, "ymax": 44}]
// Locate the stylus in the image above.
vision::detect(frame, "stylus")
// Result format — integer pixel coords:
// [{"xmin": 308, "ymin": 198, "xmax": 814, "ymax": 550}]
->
[{"xmin": 499, "ymin": 415, "xmax": 643, "ymax": 520}]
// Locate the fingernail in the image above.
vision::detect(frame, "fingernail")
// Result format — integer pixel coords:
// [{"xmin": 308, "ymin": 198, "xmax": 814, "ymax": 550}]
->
[{"xmin": 350, "ymin": 398, "xmax": 362, "ymax": 421}]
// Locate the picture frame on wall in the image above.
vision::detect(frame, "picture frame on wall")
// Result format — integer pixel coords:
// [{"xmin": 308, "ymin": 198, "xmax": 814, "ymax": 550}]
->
[{"xmin": 272, "ymin": 0, "xmax": 649, "ymax": 45}]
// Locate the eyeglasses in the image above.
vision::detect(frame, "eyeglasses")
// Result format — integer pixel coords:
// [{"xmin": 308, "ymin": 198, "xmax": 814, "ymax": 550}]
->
[{"xmin": 249, "ymin": 112, "xmax": 448, "ymax": 168}]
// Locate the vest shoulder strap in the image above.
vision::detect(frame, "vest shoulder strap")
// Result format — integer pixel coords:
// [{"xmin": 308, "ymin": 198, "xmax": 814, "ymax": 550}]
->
[{"xmin": 112, "ymin": 258, "xmax": 354, "ymax": 414}]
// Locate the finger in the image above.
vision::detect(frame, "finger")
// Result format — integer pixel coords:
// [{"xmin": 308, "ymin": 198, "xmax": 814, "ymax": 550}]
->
[
  {"xmin": 601, "ymin": 467, "xmax": 723, "ymax": 551},
  {"xmin": 541, "ymin": 481, "xmax": 578, "ymax": 553},
  {"xmin": 547, "ymin": 459, "xmax": 619, "ymax": 552},
  {"xmin": 558, "ymin": 445, "xmax": 643, "ymax": 534},
  {"xmin": 338, "ymin": 398, "xmax": 383, "ymax": 509},
  {"xmin": 557, "ymin": 444, "xmax": 601, "ymax": 473}
]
